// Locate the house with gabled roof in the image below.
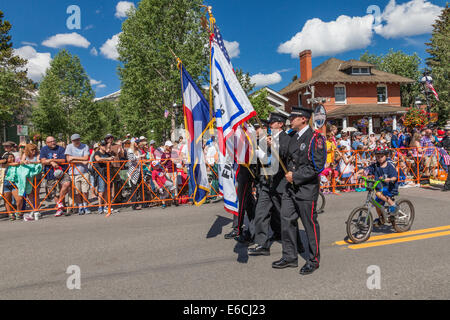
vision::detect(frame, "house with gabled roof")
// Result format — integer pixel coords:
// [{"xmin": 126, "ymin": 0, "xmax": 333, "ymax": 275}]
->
[{"xmin": 279, "ymin": 50, "xmax": 415, "ymax": 134}]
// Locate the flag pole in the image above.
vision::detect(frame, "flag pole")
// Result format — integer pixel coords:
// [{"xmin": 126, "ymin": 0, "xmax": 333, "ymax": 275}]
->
[{"xmin": 205, "ymin": 6, "xmax": 216, "ymax": 135}]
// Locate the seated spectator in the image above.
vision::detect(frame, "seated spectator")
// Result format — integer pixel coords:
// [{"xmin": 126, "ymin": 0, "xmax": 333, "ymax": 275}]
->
[
  {"xmin": 319, "ymin": 163, "xmax": 338, "ymax": 194},
  {"xmin": 151, "ymin": 161, "xmax": 177, "ymax": 209}
]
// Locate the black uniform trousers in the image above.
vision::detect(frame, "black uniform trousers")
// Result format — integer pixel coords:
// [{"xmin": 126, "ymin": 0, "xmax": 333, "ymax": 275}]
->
[
  {"xmin": 254, "ymin": 188, "xmax": 282, "ymax": 248},
  {"xmin": 444, "ymin": 169, "xmax": 450, "ymax": 190},
  {"xmin": 232, "ymin": 166, "xmax": 256, "ymax": 235},
  {"xmin": 281, "ymin": 189, "xmax": 320, "ymax": 266}
]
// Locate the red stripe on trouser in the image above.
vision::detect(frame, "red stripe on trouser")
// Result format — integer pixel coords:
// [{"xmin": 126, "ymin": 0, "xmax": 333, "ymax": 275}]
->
[
  {"xmin": 237, "ymin": 182, "xmax": 248, "ymax": 235},
  {"xmin": 311, "ymin": 201, "xmax": 319, "ymax": 265}
]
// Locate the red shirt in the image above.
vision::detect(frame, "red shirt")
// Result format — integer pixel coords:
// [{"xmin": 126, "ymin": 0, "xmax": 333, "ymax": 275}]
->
[{"xmin": 152, "ymin": 169, "xmax": 167, "ymax": 188}]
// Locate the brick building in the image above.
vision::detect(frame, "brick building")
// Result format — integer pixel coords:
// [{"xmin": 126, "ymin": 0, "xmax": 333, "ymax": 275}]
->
[{"xmin": 279, "ymin": 50, "xmax": 415, "ymax": 134}]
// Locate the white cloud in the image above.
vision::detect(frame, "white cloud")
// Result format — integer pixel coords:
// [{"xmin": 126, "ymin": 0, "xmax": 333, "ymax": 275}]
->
[
  {"xmin": 96, "ymin": 84, "xmax": 106, "ymax": 89},
  {"xmin": 250, "ymin": 72, "xmax": 282, "ymax": 88},
  {"xmin": 90, "ymin": 47, "xmax": 98, "ymax": 56},
  {"xmin": 90, "ymin": 79, "xmax": 102, "ymax": 86},
  {"xmin": 374, "ymin": 0, "xmax": 443, "ymax": 39},
  {"xmin": 42, "ymin": 32, "xmax": 90, "ymax": 48},
  {"xmin": 224, "ymin": 40, "xmax": 240, "ymax": 59},
  {"xmin": 21, "ymin": 41, "xmax": 37, "ymax": 47},
  {"xmin": 14, "ymin": 46, "xmax": 52, "ymax": 82},
  {"xmin": 115, "ymin": 1, "xmax": 136, "ymax": 19},
  {"xmin": 278, "ymin": 15, "xmax": 374, "ymax": 58},
  {"xmin": 100, "ymin": 33, "xmax": 121, "ymax": 60}
]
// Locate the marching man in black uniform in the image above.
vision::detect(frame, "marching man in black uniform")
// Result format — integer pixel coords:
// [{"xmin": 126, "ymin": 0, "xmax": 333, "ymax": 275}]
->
[
  {"xmin": 248, "ymin": 113, "xmax": 291, "ymax": 256},
  {"xmin": 272, "ymin": 107, "xmax": 326, "ymax": 275}
]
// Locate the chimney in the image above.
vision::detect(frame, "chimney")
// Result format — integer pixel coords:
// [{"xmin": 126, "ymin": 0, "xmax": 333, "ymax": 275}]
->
[{"xmin": 299, "ymin": 50, "xmax": 312, "ymax": 83}]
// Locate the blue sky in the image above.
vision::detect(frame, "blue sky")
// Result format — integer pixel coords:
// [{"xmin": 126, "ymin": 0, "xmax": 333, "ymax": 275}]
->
[{"xmin": 2, "ymin": 0, "xmax": 446, "ymax": 98}]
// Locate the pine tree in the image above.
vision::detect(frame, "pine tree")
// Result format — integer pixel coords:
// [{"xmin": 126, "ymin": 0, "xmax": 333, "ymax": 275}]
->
[
  {"xmin": 426, "ymin": 5, "xmax": 449, "ymax": 126},
  {"xmin": 0, "ymin": 10, "xmax": 35, "ymax": 139},
  {"xmin": 118, "ymin": 0, "xmax": 209, "ymax": 142}
]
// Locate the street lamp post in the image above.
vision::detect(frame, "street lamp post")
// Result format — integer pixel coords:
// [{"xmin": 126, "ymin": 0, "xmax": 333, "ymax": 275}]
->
[{"xmin": 420, "ymin": 72, "xmax": 433, "ymax": 122}]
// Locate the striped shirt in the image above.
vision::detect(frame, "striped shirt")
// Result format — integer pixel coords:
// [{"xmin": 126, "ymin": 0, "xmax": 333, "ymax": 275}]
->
[
  {"xmin": 420, "ymin": 136, "xmax": 435, "ymax": 157},
  {"xmin": 127, "ymin": 151, "xmax": 141, "ymax": 185}
]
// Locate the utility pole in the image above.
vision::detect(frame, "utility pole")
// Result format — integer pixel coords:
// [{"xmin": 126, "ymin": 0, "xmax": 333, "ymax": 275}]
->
[{"xmin": 307, "ymin": 85, "xmax": 327, "ymax": 107}]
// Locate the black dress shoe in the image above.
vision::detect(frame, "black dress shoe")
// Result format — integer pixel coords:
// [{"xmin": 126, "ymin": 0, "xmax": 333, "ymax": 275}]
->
[
  {"xmin": 235, "ymin": 233, "xmax": 254, "ymax": 245},
  {"xmin": 272, "ymin": 258, "xmax": 298, "ymax": 269},
  {"xmin": 248, "ymin": 245, "xmax": 270, "ymax": 256},
  {"xmin": 299, "ymin": 263, "xmax": 319, "ymax": 275},
  {"xmin": 224, "ymin": 229, "xmax": 239, "ymax": 240}
]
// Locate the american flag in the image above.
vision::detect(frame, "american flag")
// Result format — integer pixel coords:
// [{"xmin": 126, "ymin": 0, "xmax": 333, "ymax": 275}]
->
[
  {"xmin": 425, "ymin": 79, "xmax": 440, "ymax": 101},
  {"xmin": 438, "ymin": 148, "xmax": 450, "ymax": 165},
  {"xmin": 213, "ymin": 25, "xmax": 232, "ymax": 66},
  {"xmin": 164, "ymin": 109, "xmax": 169, "ymax": 118}
]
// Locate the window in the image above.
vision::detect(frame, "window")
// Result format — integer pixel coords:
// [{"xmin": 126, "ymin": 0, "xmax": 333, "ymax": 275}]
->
[
  {"xmin": 335, "ymin": 85, "xmax": 346, "ymax": 103},
  {"xmin": 360, "ymin": 67, "xmax": 369, "ymax": 74},
  {"xmin": 351, "ymin": 67, "xmax": 370, "ymax": 75},
  {"xmin": 377, "ymin": 85, "xmax": 387, "ymax": 103},
  {"xmin": 298, "ymin": 93, "xmax": 303, "ymax": 107}
]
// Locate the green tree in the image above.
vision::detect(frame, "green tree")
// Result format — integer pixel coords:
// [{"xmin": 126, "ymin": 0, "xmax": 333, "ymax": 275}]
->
[
  {"xmin": 118, "ymin": 0, "xmax": 209, "ymax": 143},
  {"xmin": 0, "ymin": 10, "xmax": 35, "ymax": 140},
  {"xmin": 235, "ymin": 68, "xmax": 255, "ymax": 95},
  {"xmin": 249, "ymin": 88, "xmax": 274, "ymax": 120},
  {"xmin": 33, "ymin": 50, "xmax": 96, "ymax": 142},
  {"xmin": 360, "ymin": 49, "xmax": 422, "ymax": 108},
  {"xmin": 426, "ymin": 5, "xmax": 449, "ymax": 126},
  {"xmin": 96, "ymin": 100, "xmax": 123, "ymax": 138}
]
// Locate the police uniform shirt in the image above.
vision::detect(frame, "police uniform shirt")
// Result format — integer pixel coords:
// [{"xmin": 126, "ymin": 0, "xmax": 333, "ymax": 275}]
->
[{"xmin": 287, "ymin": 126, "xmax": 326, "ymax": 201}]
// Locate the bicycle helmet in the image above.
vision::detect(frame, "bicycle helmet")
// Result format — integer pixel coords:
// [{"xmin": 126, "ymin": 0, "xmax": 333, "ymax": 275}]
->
[{"xmin": 374, "ymin": 147, "xmax": 388, "ymax": 155}]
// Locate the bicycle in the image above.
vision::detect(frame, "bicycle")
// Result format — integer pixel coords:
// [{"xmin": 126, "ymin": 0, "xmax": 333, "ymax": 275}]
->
[
  {"xmin": 346, "ymin": 177, "xmax": 415, "ymax": 244},
  {"xmin": 316, "ymin": 191, "xmax": 326, "ymax": 214}
]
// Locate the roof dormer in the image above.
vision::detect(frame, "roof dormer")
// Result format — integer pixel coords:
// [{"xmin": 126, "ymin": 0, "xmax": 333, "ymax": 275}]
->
[{"xmin": 339, "ymin": 60, "xmax": 375, "ymax": 76}]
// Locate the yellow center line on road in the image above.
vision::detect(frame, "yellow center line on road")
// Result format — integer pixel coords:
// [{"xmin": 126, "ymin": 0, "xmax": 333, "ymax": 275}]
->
[
  {"xmin": 334, "ymin": 225, "xmax": 450, "ymax": 246},
  {"xmin": 348, "ymin": 230, "xmax": 450, "ymax": 250}
]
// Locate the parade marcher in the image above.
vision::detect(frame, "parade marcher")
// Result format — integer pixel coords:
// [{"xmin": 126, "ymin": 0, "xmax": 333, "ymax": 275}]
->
[
  {"xmin": 224, "ymin": 125, "xmax": 258, "ymax": 243},
  {"xmin": 272, "ymin": 107, "xmax": 326, "ymax": 276},
  {"xmin": 249, "ymin": 113, "xmax": 291, "ymax": 256}
]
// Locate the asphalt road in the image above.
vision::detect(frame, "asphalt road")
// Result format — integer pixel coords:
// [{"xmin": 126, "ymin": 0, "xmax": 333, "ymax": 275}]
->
[{"xmin": 0, "ymin": 187, "xmax": 449, "ymax": 300}]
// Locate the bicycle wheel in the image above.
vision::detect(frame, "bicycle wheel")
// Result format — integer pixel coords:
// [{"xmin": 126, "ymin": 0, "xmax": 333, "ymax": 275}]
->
[
  {"xmin": 317, "ymin": 192, "xmax": 326, "ymax": 214},
  {"xmin": 346, "ymin": 206, "xmax": 373, "ymax": 244},
  {"xmin": 392, "ymin": 199, "xmax": 415, "ymax": 233}
]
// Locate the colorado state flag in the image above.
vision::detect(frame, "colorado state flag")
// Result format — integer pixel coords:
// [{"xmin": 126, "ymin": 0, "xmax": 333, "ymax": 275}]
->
[{"xmin": 180, "ymin": 64, "xmax": 213, "ymax": 206}]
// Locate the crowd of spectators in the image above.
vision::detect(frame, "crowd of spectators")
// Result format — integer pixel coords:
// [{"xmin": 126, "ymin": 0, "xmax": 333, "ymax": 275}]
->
[
  {"xmin": 1, "ymin": 123, "xmax": 449, "ymax": 222},
  {"xmin": 0, "ymin": 134, "xmax": 195, "ymax": 221},
  {"xmin": 320, "ymin": 124, "xmax": 450, "ymax": 194}
]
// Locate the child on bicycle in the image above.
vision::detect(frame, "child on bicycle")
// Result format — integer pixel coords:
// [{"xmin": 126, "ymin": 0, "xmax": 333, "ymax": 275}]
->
[{"xmin": 357, "ymin": 148, "xmax": 399, "ymax": 226}]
